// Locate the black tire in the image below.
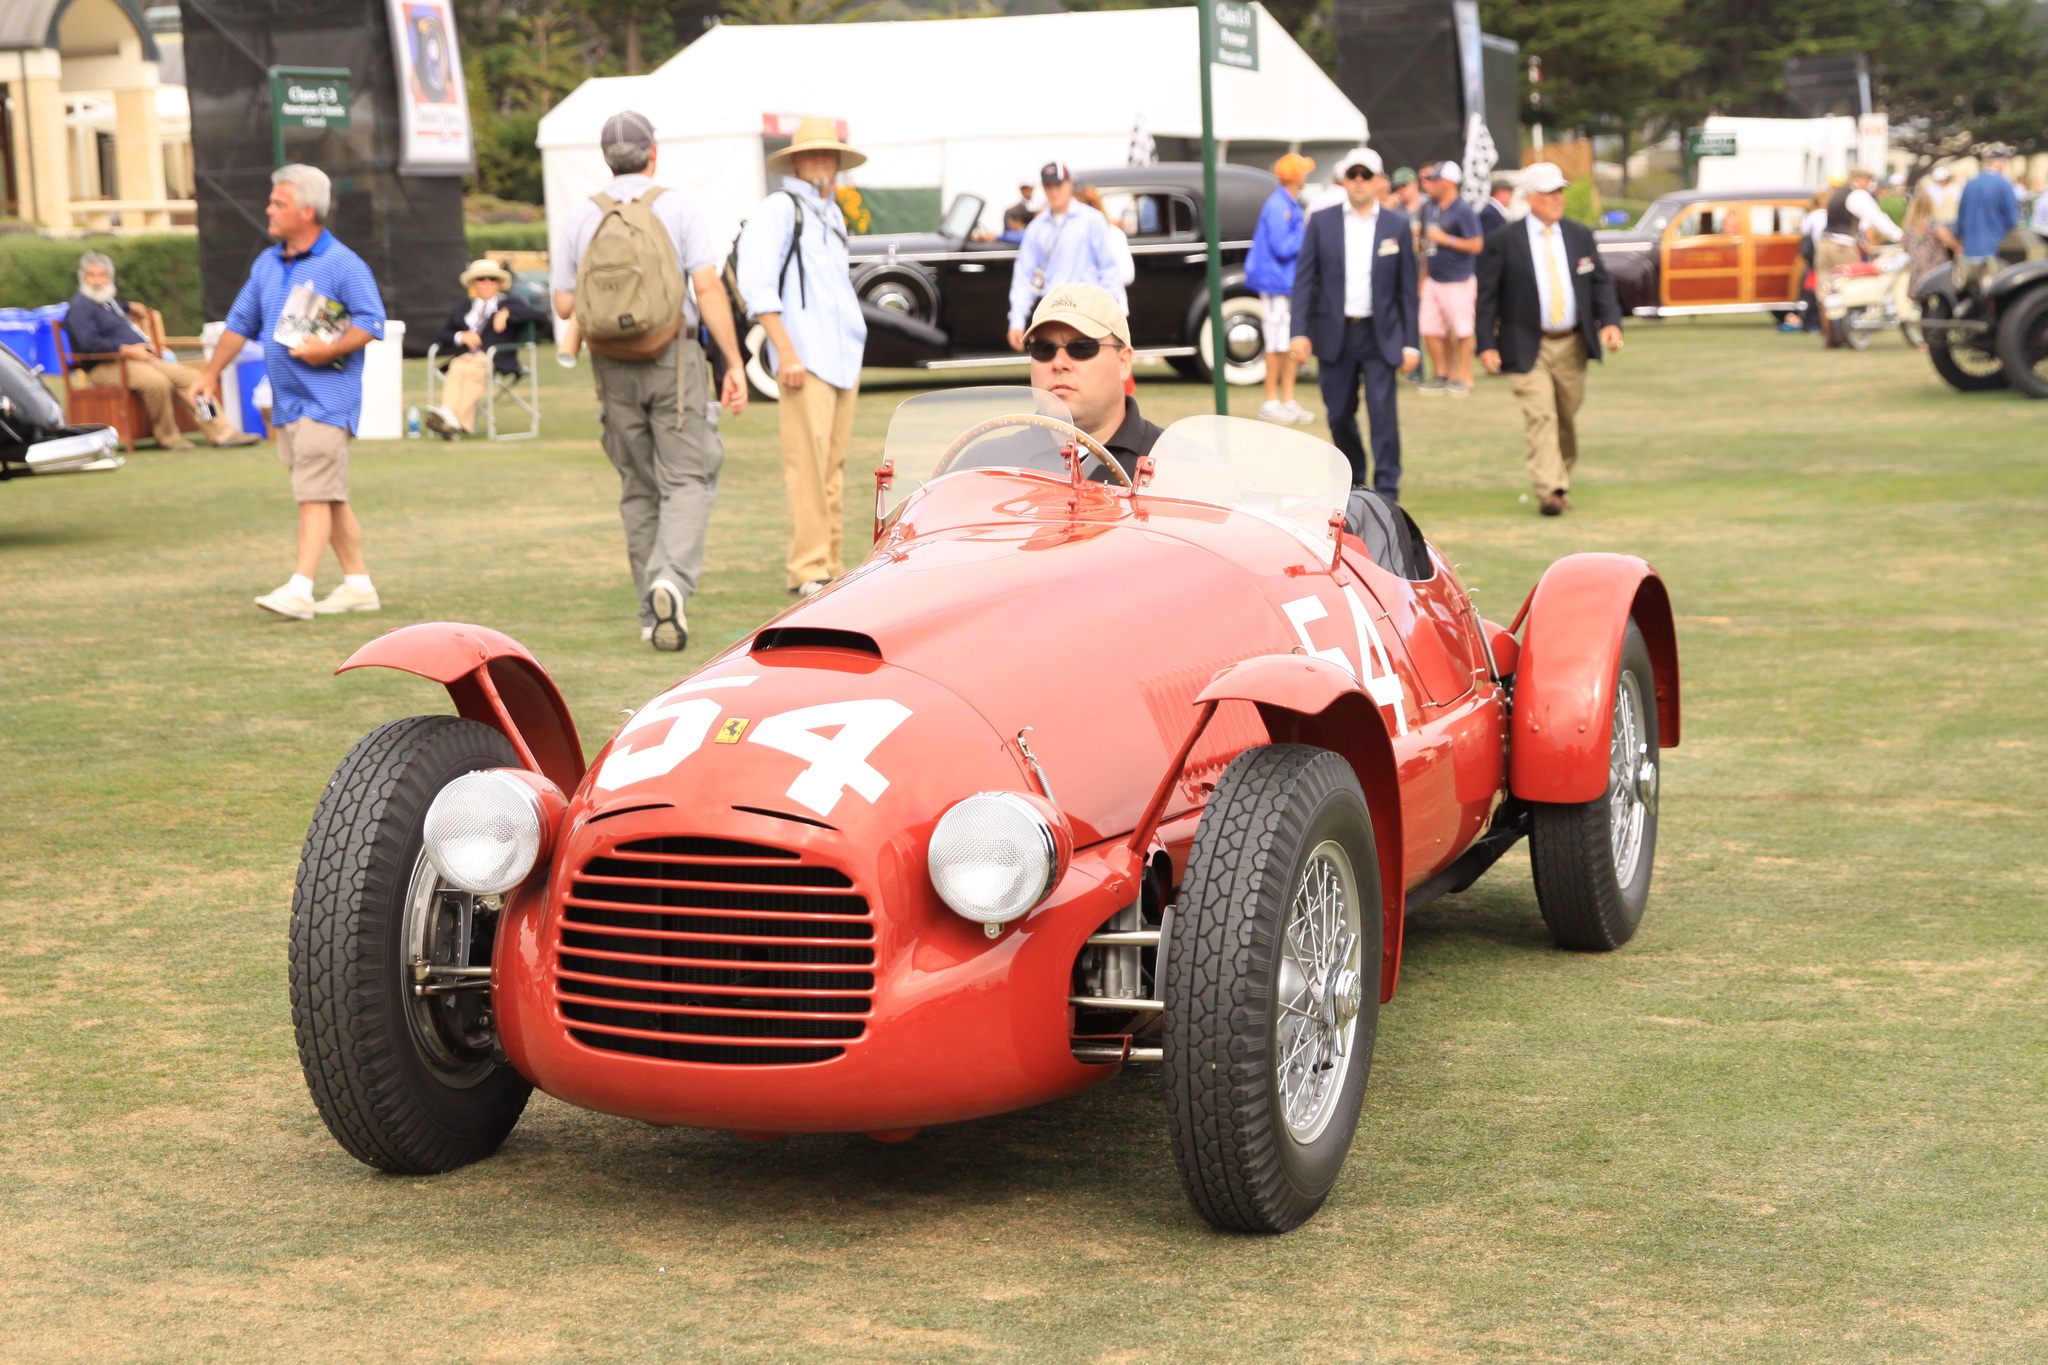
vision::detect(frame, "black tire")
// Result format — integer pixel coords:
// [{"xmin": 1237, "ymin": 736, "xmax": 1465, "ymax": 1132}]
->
[
  {"xmin": 290, "ymin": 715, "xmax": 533, "ymax": 1174},
  {"xmin": 1164, "ymin": 744, "xmax": 1382, "ymax": 1234},
  {"xmin": 1994, "ymin": 285, "xmax": 2048, "ymax": 399},
  {"xmin": 1924, "ymin": 295, "xmax": 2008, "ymax": 392},
  {"xmin": 1166, "ymin": 354, "xmax": 1204, "ymax": 380},
  {"xmin": 1529, "ymin": 620, "xmax": 1660, "ymax": 952}
]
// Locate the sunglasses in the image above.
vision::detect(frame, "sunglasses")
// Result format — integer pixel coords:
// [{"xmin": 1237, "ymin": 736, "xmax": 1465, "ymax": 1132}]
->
[
  {"xmin": 1343, "ymin": 166, "xmax": 1377, "ymax": 181},
  {"xmin": 1027, "ymin": 336, "xmax": 1117, "ymax": 362}
]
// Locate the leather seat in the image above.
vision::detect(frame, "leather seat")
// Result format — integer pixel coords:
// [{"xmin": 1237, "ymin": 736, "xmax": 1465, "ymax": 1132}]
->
[{"xmin": 1344, "ymin": 488, "xmax": 1418, "ymax": 578}]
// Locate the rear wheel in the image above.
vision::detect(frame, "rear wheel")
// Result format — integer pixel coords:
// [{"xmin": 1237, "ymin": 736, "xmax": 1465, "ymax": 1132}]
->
[
  {"xmin": 1529, "ymin": 621, "xmax": 1660, "ymax": 952},
  {"xmin": 1923, "ymin": 295, "xmax": 2008, "ymax": 392},
  {"xmin": 1165, "ymin": 745, "xmax": 1381, "ymax": 1234},
  {"xmin": 1192, "ymin": 295, "xmax": 1270, "ymax": 386},
  {"xmin": 290, "ymin": 715, "xmax": 532, "ymax": 1174},
  {"xmin": 1994, "ymin": 286, "xmax": 2048, "ymax": 399}
]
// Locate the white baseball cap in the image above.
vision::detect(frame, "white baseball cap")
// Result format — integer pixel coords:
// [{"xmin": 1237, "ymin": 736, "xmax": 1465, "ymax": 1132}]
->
[
  {"xmin": 1930, "ymin": 165, "xmax": 1952, "ymax": 182},
  {"xmin": 1332, "ymin": 146, "xmax": 1383, "ymax": 179},
  {"xmin": 1434, "ymin": 160, "xmax": 1463, "ymax": 185},
  {"xmin": 1522, "ymin": 161, "xmax": 1570, "ymax": 194}
]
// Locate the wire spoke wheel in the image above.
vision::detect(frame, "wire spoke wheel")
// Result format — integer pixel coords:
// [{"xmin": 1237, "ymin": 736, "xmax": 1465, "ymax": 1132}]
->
[
  {"xmin": 1607, "ymin": 672, "xmax": 1652, "ymax": 889},
  {"xmin": 1273, "ymin": 842, "xmax": 1363, "ymax": 1144}
]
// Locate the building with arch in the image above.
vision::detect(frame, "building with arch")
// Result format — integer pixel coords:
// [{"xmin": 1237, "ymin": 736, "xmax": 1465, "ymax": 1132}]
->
[{"xmin": 1, "ymin": 0, "xmax": 193, "ymax": 230}]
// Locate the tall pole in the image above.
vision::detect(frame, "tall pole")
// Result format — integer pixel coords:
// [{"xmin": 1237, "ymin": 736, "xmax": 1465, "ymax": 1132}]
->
[{"xmin": 1198, "ymin": 2, "xmax": 1228, "ymax": 415}]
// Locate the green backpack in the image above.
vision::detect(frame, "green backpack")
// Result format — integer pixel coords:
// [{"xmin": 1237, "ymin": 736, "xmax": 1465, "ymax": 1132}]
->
[{"xmin": 573, "ymin": 187, "xmax": 686, "ymax": 360}]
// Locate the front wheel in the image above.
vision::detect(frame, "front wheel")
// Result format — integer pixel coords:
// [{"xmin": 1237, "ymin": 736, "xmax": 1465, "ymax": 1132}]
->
[
  {"xmin": 1840, "ymin": 306, "xmax": 1872, "ymax": 351},
  {"xmin": 1923, "ymin": 295, "xmax": 2008, "ymax": 392},
  {"xmin": 1165, "ymin": 745, "xmax": 1381, "ymax": 1234},
  {"xmin": 1529, "ymin": 620, "xmax": 1661, "ymax": 952},
  {"xmin": 290, "ymin": 715, "xmax": 533, "ymax": 1173},
  {"xmin": 1994, "ymin": 286, "xmax": 2048, "ymax": 399}
]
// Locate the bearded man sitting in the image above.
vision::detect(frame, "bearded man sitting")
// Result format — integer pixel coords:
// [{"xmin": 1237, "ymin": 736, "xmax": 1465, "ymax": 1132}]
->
[{"xmin": 65, "ymin": 252, "xmax": 258, "ymax": 449}]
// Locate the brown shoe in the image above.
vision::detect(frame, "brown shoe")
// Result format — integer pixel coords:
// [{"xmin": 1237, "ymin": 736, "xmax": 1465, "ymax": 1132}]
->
[
  {"xmin": 1538, "ymin": 492, "xmax": 1566, "ymax": 517},
  {"xmin": 160, "ymin": 438, "xmax": 198, "ymax": 451},
  {"xmin": 212, "ymin": 432, "xmax": 262, "ymax": 448}
]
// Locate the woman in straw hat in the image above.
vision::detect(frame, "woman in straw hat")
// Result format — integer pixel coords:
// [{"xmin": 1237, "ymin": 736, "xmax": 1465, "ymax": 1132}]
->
[
  {"xmin": 423, "ymin": 258, "xmax": 548, "ymax": 439},
  {"xmin": 736, "ymin": 115, "xmax": 871, "ymax": 598}
]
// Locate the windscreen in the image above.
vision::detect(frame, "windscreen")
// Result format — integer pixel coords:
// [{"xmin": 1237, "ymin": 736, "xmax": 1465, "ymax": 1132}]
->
[
  {"xmin": 1147, "ymin": 415, "xmax": 1351, "ymax": 555},
  {"xmin": 880, "ymin": 386, "xmax": 1086, "ymax": 515}
]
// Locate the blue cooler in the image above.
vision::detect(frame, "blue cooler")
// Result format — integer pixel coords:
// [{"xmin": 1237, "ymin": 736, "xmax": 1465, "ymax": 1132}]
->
[
  {"xmin": 0, "ymin": 309, "xmax": 38, "ymax": 370},
  {"xmin": 233, "ymin": 343, "xmax": 270, "ymax": 437},
  {"xmin": 33, "ymin": 303, "xmax": 68, "ymax": 374}
]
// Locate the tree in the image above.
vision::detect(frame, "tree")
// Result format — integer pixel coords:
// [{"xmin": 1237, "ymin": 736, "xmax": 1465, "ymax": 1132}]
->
[
  {"xmin": 722, "ymin": 0, "xmax": 880, "ymax": 23},
  {"xmin": 1479, "ymin": 0, "xmax": 1698, "ymax": 137}
]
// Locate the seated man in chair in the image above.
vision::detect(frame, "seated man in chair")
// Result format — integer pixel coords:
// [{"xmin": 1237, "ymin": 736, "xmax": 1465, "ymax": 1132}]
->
[
  {"xmin": 423, "ymin": 259, "xmax": 546, "ymax": 440},
  {"xmin": 66, "ymin": 252, "xmax": 258, "ymax": 449}
]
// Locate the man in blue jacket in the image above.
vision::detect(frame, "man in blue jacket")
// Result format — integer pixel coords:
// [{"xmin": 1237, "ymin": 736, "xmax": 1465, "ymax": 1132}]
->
[
  {"xmin": 1954, "ymin": 147, "xmax": 2021, "ymax": 295},
  {"xmin": 1248, "ymin": 153, "xmax": 1313, "ymax": 423},
  {"xmin": 1289, "ymin": 147, "xmax": 1421, "ymax": 498}
]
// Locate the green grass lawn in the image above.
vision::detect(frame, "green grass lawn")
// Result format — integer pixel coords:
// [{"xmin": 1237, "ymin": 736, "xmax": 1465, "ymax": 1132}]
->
[{"xmin": 3, "ymin": 322, "xmax": 2043, "ymax": 1362}]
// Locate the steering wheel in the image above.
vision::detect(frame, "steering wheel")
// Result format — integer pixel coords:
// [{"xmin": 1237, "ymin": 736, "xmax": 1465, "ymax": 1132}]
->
[{"xmin": 937, "ymin": 413, "xmax": 1133, "ymax": 488}]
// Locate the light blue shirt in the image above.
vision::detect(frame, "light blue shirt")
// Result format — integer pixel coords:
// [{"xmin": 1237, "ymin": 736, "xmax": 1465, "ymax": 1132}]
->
[
  {"xmin": 1007, "ymin": 203, "xmax": 1126, "ymax": 331},
  {"xmin": 223, "ymin": 229, "xmax": 386, "ymax": 433},
  {"xmin": 736, "ymin": 177, "xmax": 867, "ymax": 392}
]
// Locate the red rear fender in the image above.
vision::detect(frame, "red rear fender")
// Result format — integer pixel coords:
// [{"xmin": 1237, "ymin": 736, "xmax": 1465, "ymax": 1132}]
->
[
  {"xmin": 338, "ymin": 623, "xmax": 586, "ymax": 794},
  {"xmin": 1510, "ymin": 555, "xmax": 1680, "ymax": 805},
  {"xmin": 1197, "ymin": 655, "xmax": 1408, "ymax": 1002}
]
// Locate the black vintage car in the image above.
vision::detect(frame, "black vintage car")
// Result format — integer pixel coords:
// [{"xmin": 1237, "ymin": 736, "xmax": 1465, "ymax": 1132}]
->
[
  {"xmin": 1914, "ymin": 258, "xmax": 2048, "ymax": 398},
  {"xmin": 1, "ymin": 344, "xmax": 122, "ymax": 483},
  {"xmin": 732, "ymin": 162, "xmax": 1280, "ymax": 400}
]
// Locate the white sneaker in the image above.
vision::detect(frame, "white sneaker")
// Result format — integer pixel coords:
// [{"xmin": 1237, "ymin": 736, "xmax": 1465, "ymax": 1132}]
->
[
  {"xmin": 1284, "ymin": 401, "xmax": 1317, "ymax": 424},
  {"xmin": 640, "ymin": 625, "xmax": 654, "ymax": 643},
  {"xmin": 1258, "ymin": 400, "xmax": 1288, "ymax": 422},
  {"xmin": 647, "ymin": 579, "xmax": 688, "ymax": 652},
  {"xmin": 254, "ymin": 584, "xmax": 315, "ymax": 620},
  {"xmin": 312, "ymin": 584, "xmax": 381, "ymax": 614},
  {"xmin": 423, "ymin": 406, "xmax": 464, "ymax": 440}
]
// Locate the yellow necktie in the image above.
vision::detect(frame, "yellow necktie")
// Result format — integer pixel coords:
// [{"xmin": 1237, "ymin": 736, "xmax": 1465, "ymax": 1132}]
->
[{"xmin": 1544, "ymin": 226, "xmax": 1566, "ymax": 328}]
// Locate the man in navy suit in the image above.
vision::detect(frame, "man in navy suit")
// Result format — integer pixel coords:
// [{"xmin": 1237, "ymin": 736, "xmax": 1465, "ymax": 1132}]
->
[{"xmin": 1288, "ymin": 146, "xmax": 1421, "ymax": 497}]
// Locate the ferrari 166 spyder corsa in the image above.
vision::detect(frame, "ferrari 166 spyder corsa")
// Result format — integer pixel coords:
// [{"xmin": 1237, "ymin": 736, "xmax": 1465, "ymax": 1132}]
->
[{"xmin": 291, "ymin": 389, "xmax": 1680, "ymax": 1233}]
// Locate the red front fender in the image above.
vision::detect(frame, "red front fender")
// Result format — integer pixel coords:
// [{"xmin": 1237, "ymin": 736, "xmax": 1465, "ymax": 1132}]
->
[
  {"xmin": 338, "ymin": 623, "xmax": 586, "ymax": 794},
  {"xmin": 1196, "ymin": 654, "xmax": 1409, "ymax": 1002},
  {"xmin": 1510, "ymin": 555, "xmax": 1680, "ymax": 805}
]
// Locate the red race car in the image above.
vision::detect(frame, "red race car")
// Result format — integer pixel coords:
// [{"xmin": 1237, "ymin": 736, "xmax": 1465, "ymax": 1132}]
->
[{"xmin": 291, "ymin": 389, "xmax": 1679, "ymax": 1234}]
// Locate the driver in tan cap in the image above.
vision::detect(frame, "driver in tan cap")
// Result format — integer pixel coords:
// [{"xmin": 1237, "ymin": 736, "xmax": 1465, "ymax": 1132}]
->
[{"xmin": 1022, "ymin": 283, "xmax": 1161, "ymax": 479}]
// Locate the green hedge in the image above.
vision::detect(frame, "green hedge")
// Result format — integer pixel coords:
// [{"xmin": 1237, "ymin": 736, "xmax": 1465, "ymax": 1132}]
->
[
  {"xmin": 466, "ymin": 222, "xmax": 549, "ymax": 254},
  {"xmin": 0, "ymin": 233, "xmax": 204, "ymax": 333}
]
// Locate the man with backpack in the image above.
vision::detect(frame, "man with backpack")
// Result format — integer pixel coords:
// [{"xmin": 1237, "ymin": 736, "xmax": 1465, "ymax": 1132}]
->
[
  {"xmin": 552, "ymin": 110, "xmax": 747, "ymax": 652},
  {"xmin": 735, "ymin": 116, "xmax": 869, "ymax": 599}
]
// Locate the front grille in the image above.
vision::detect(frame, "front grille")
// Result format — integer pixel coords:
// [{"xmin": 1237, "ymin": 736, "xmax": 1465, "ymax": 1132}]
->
[{"xmin": 554, "ymin": 834, "xmax": 872, "ymax": 1066}]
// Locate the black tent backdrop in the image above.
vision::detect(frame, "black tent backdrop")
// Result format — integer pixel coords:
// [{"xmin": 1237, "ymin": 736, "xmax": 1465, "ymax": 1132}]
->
[{"xmin": 178, "ymin": 0, "xmax": 467, "ymax": 352}]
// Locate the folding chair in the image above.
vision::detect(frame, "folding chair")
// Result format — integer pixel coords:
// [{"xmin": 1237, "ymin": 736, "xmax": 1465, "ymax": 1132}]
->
[{"xmin": 423, "ymin": 324, "xmax": 540, "ymax": 442}]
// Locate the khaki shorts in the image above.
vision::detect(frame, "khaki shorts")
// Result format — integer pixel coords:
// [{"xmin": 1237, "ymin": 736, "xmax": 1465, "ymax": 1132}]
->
[{"xmin": 277, "ymin": 418, "xmax": 350, "ymax": 503}]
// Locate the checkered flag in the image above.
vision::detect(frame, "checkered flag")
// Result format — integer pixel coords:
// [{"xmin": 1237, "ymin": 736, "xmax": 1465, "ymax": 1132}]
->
[{"xmin": 1463, "ymin": 114, "xmax": 1498, "ymax": 207}]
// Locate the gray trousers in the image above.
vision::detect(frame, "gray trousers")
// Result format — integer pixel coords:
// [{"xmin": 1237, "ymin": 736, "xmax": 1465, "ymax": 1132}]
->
[{"xmin": 592, "ymin": 336, "xmax": 724, "ymax": 624}]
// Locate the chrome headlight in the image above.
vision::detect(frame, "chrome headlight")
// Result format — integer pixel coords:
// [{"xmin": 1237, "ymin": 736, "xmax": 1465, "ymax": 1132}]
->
[
  {"xmin": 423, "ymin": 769, "xmax": 549, "ymax": 895},
  {"xmin": 928, "ymin": 791, "xmax": 1067, "ymax": 924}
]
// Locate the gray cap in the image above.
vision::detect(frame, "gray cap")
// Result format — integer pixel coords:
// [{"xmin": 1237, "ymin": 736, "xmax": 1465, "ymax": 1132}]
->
[{"xmin": 601, "ymin": 110, "xmax": 655, "ymax": 157}]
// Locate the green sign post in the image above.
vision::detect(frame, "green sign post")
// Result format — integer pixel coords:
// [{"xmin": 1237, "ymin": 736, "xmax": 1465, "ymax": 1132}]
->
[
  {"xmin": 1197, "ymin": 2, "xmax": 1257, "ymax": 415},
  {"xmin": 268, "ymin": 67, "xmax": 351, "ymax": 169}
]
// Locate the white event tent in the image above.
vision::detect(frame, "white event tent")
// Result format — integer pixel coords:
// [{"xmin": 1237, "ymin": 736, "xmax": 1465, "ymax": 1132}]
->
[{"xmin": 536, "ymin": 6, "xmax": 1369, "ymax": 259}]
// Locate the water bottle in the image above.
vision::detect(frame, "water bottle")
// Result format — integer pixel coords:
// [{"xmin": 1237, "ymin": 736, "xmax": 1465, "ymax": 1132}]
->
[{"xmin": 406, "ymin": 404, "xmax": 420, "ymax": 439}]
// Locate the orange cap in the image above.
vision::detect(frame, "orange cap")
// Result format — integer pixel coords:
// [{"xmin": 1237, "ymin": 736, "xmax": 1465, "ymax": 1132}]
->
[{"xmin": 1273, "ymin": 152, "xmax": 1315, "ymax": 181}]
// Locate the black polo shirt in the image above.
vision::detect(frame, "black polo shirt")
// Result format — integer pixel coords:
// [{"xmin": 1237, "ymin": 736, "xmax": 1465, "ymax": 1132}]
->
[{"xmin": 1099, "ymin": 396, "xmax": 1164, "ymax": 480}]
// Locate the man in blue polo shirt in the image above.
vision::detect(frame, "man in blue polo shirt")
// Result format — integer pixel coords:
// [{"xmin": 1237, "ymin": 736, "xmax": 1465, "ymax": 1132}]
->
[{"xmin": 195, "ymin": 164, "xmax": 386, "ymax": 621}]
